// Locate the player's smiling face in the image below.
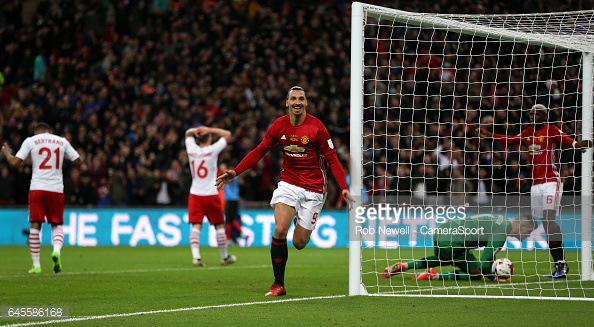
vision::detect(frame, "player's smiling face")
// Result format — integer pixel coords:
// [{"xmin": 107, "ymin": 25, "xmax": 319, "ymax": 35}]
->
[{"xmin": 286, "ymin": 89, "xmax": 307, "ymax": 117}]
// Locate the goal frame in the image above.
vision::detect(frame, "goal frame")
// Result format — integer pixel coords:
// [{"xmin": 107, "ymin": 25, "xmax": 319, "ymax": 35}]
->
[{"xmin": 348, "ymin": 1, "xmax": 594, "ymax": 297}]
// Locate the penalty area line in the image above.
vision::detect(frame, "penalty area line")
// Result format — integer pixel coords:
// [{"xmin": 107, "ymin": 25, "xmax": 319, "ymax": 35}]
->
[{"xmin": 1, "ymin": 295, "xmax": 347, "ymax": 327}]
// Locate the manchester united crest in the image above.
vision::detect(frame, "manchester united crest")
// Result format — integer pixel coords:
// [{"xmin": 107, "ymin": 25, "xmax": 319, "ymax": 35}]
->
[{"xmin": 301, "ymin": 136, "xmax": 309, "ymax": 144}]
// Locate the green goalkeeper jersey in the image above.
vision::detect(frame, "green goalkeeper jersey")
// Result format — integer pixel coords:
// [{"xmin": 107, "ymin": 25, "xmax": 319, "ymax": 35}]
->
[{"xmin": 433, "ymin": 214, "xmax": 512, "ymax": 272}]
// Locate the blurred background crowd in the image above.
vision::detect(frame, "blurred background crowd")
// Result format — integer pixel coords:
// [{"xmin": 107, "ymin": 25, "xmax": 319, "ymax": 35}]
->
[{"xmin": 0, "ymin": 0, "xmax": 590, "ymax": 208}]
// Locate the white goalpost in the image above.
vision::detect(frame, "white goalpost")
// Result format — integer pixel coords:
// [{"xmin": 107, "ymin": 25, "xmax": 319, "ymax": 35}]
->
[{"xmin": 349, "ymin": 2, "xmax": 594, "ymax": 300}]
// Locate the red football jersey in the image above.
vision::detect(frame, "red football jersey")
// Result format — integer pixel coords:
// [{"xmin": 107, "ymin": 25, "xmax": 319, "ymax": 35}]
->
[
  {"xmin": 235, "ymin": 114, "xmax": 347, "ymax": 194},
  {"xmin": 492, "ymin": 124, "xmax": 575, "ymax": 185}
]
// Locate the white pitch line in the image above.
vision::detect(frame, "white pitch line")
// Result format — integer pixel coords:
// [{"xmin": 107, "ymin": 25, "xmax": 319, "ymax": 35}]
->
[
  {"xmin": 0, "ymin": 265, "xmax": 270, "ymax": 279},
  {"xmin": 0, "ymin": 295, "xmax": 347, "ymax": 327}
]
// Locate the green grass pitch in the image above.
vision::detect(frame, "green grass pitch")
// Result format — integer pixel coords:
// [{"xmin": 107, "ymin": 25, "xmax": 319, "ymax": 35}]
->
[
  {"xmin": 1, "ymin": 246, "xmax": 593, "ymax": 326},
  {"xmin": 363, "ymin": 247, "xmax": 594, "ymax": 298}
]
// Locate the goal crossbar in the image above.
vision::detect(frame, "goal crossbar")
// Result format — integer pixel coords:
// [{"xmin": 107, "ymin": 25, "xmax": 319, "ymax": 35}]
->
[{"xmin": 362, "ymin": 3, "xmax": 594, "ymax": 53}]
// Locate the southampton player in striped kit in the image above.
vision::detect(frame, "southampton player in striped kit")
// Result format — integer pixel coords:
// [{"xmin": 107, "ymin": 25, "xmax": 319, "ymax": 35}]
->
[
  {"xmin": 2, "ymin": 122, "xmax": 82, "ymax": 274},
  {"xmin": 185, "ymin": 125, "xmax": 236, "ymax": 267},
  {"xmin": 216, "ymin": 86, "xmax": 355, "ymax": 296},
  {"xmin": 479, "ymin": 104, "xmax": 593, "ymax": 277}
]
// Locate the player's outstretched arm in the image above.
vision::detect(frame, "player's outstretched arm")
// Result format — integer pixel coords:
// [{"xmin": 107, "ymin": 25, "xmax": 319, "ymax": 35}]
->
[
  {"xmin": 476, "ymin": 127, "xmax": 492, "ymax": 138},
  {"xmin": 477, "ymin": 126, "xmax": 523, "ymax": 145},
  {"xmin": 218, "ymin": 125, "xmax": 276, "ymax": 190},
  {"xmin": 215, "ymin": 170, "xmax": 237, "ymax": 189},
  {"xmin": 1, "ymin": 143, "xmax": 23, "ymax": 167},
  {"xmin": 341, "ymin": 189, "xmax": 355, "ymax": 211},
  {"xmin": 575, "ymin": 139, "xmax": 594, "ymax": 153},
  {"xmin": 323, "ymin": 150, "xmax": 354, "ymax": 209}
]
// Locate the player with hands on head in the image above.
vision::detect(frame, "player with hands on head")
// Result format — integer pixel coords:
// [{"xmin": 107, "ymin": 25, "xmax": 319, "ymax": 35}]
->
[
  {"xmin": 2, "ymin": 122, "xmax": 83, "ymax": 274},
  {"xmin": 477, "ymin": 104, "xmax": 593, "ymax": 278},
  {"xmin": 383, "ymin": 213, "xmax": 537, "ymax": 282},
  {"xmin": 216, "ymin": 86, "xmax": 355, "ymax": 296},
  {"xmin": 185, "ymin": 125, "xmax": 236, "ymax": 267}
]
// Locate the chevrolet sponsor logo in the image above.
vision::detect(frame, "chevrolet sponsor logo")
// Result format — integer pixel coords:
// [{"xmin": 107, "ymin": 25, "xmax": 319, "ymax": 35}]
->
[
  {"xmin": 528, "ymin": 144, "xmax": 541, "ymax": 151},
  {"xmin": 284, "ymin": 144, "xmax": 306, "ymax": 152}
]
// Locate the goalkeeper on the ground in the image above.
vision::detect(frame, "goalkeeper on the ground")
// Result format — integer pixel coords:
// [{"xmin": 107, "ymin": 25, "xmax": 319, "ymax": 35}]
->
[{"xmin": 382, "ymin": 213, "xmax": 537, "ymax": 282}]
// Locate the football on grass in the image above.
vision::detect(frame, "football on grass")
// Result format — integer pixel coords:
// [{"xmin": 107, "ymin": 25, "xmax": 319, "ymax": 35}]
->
[{"xmin": 492, "ymin": 258, "xmax": 514, "ymax": 278}]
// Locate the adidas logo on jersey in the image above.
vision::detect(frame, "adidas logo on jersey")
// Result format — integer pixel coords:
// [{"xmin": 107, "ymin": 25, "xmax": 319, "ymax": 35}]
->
[{"xmin": 281, "ymin": 135, "xmax": 286, "ymax": 140}]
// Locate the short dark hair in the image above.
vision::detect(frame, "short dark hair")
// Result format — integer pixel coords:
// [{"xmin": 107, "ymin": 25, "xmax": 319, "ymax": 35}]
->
[
  {"xmin": 34, "ymin": 122, "xmax": 51, "ymax": 133},
  {"xmin": 286, "ymin": 86, "xmax": 305, "ymax": 100},
  {"xmin": 516, "ymin": 214, "xmax": 538, "ymax": 231},
  {"xmin": 197, "ymin": 133, "xmax": 211, "ymax": 144}
]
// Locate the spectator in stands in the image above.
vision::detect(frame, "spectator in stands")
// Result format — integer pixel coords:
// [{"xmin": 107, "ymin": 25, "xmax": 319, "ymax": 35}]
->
[{"xmin": 0, "ymin": 164, "xmax": 15, "ymax": 204}]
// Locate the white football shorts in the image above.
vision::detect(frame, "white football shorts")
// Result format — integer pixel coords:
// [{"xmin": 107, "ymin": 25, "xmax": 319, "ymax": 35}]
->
[
  {"xmin": 530, "ymin": 181, "xmax": 562, "ymax": 219},
  {"xmin": 270, "ymin": 181, "xmax": 326, "ymax": 231}
]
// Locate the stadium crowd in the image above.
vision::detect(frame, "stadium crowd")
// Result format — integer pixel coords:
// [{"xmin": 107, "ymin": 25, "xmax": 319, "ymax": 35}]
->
[{"xmin": 0, "ymin": 0, "xmax": 590, "ymax": 207}]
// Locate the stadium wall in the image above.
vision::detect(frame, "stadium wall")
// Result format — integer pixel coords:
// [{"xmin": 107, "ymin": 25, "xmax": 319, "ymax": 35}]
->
[{"xmin": 0, "ymin": 209, "xmax": 585, "ymax": 249}]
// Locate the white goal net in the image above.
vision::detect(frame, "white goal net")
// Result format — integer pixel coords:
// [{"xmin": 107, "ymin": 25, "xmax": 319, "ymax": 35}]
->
[{"xmin": 349, "ymin": 2, "xmax": 594, "ymax": 300}]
